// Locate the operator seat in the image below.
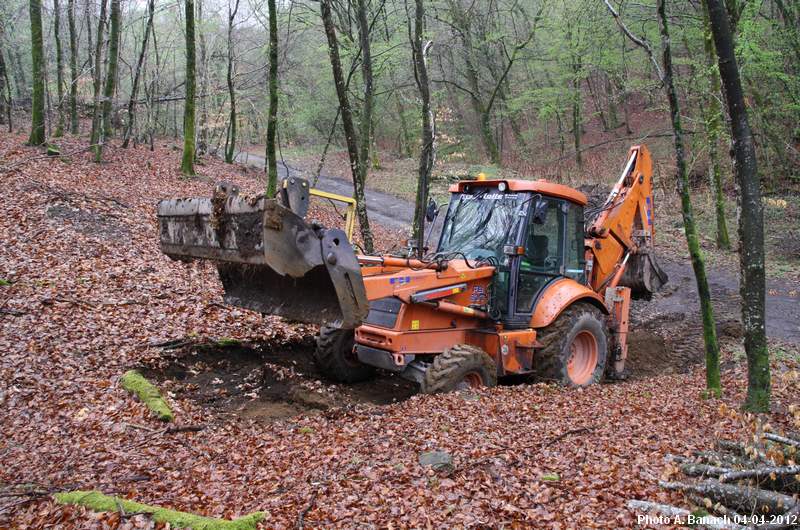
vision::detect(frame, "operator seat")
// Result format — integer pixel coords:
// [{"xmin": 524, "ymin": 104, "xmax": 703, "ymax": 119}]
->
[{"xmin": 530, "ymin": 235, "xmax": 549, "ymax": 266}]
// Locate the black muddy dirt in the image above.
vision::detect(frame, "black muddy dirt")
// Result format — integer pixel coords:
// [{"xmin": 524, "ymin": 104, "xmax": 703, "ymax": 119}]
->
[{"xmin": 142, "ymin": 338, "xmax": 418, "ymax": 424}]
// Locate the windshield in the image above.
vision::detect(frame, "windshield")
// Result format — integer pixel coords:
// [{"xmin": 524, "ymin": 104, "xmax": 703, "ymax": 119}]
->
[{"xmin": 437, "ymin": 187, "xmax": 530, "ymax": 261}]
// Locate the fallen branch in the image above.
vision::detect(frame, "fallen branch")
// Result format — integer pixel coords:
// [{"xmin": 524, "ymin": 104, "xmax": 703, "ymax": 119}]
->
[
  {"xmin": 120, "ymin": 370, "xmax": 174, "ymax": 422},
  {"xmin": 55, "ymin": 490, "xmax": 264, "ymax": 530},
  {"xmin": 715, "ymin": 440, "xmax": 748, "ymax": 457},
  {"xmin": 764, "ymin": 433, "xmax": 800, "ymax": 449},
  {"xmin": 544, "ymin": 427, "xmax": 592, "ymax": 447},
  {"xmin": 659, "ymin": 479, "xmax": 798, "ymax": 514},
  {"xmin": 719, "ymin": 465, "xmax": 800, "ymax": 484},
  {"xmin": 41, "ymin": 296, "xmax": 97, "ymax": 309},
  {"xmin": 296, "ymin": 490, "xmax": 318, "ymax": 529},
  {"xmin": 679, "ymin": 462, "xmax": 731, "ymax": 478}
]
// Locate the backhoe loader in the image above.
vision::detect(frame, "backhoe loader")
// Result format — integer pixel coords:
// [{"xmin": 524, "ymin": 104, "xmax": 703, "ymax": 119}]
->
[{"xmin": 157, "ymin": 145, "xmax": 667, "ymax": 392}]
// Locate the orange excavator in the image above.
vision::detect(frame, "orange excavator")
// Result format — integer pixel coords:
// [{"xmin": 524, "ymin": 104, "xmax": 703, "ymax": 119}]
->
[{"xmin": 158, "ymin": 145, "xmax": 666, "ymax": 392}]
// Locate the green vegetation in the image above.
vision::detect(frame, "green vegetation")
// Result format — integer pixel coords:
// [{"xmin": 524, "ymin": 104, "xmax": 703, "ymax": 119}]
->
[
  {"xmin": 54, "ymin": 491, "xmax": 264, "ymax": 530},
  {"xmin": 120, "ymin": 370, "xmax": 174, "ymax": 422}
]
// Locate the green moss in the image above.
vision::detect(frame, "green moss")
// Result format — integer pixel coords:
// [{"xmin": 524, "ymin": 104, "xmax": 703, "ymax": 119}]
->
[
  {"xmin": 215, "ymin": 338, "xmax": 241, "ymax": 347},
  {"xmin": 120, "ymin": 370, "xmax": 174, "ymax": 422},
  {"xmin": 54, "ymin": 491, "xmax": 264, "ymax": 530},
  {"xmin": 0, "ymin": 278, "xmax": 11, "ymax": 286}
]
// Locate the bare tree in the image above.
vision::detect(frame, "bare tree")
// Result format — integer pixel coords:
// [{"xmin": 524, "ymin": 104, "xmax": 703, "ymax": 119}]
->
[
  {"xmin": 122, "ymin": 0, "xmax": 155, "ymax": 148},
  {"xmin": 67, "ymin": 0, "xmax": 78, "ymax": 133},
  {"xmin": 181, "ymin": 0, "xmax": 197, "ymax": 175},
  {"xmin": 224, "ymin": 0, "xmax": 240, "ymax": 163},
  {"xmin": 53, "ymin": 0, "xmax": 66, "ymax": 137},
  {"xmin": 409, "ymin": 0, "xmax": 434, "ymax": 254},
  {"xmin": 28, "ymin": 0, "xmax": 46, "ymax": 145},
  {"xmin": 265, "ymin": 0, "xmax": 278, "ymax": 196},
  {"xmin": 704, "ymin": 0, "xmax": 769, "ymax": 412},
  {"xmin": 319, "ymin": 0, "xmax": 373, "ymax": 252}
]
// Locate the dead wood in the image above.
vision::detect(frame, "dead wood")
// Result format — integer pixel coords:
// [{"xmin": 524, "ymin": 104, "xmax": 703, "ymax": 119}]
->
[
  {"xmin": 659, "ymin": 479, "xmax": 798, "ymax": 514},
  {"xmin": 680, "ymin": 462, "xmax": 731, "ymax": 478},
  {"xmin": 764, "ymin": 433, "xmax": 800, "ymax": 449},
  {"xmin": 719, "ymin": 465, "xmax": 800, "ymax": 484}
]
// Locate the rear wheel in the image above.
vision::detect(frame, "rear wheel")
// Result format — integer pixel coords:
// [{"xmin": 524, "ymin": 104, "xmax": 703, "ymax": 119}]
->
[
  {"xmin": 536, "ymin": 303, "xmax": 608, "ymax": 386},
  {"xmin": 420, "ymin": 344, "xmax": 498, "ymax": 394},
  {"xmin": 314, "ymin": 326, "xmax": 375, "ymax": 383}
]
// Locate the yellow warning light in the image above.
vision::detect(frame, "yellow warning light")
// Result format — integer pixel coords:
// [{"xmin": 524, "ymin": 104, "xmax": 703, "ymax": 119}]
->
[{"xmin": 476, "ymin": 172, "xmax": 487, "ymax": 181}]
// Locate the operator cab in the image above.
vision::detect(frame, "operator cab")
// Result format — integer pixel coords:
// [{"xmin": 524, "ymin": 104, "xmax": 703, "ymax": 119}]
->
[{"xmin": 437, "ymin": 179, "xmax": 587, "ymax": 328}]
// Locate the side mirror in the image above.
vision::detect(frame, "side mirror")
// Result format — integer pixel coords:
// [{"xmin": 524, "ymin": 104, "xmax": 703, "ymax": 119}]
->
[
  {"xmin": 532, "ymin": 198, "xmax": 549, "ymax": 225},
  {"xmin": 425, "ymin": 199, "xmax": 438, "ymax": 222}
]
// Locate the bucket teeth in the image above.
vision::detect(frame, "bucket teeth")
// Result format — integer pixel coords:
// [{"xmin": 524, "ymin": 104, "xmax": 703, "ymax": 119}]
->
[{"xmin": 619, "ymin": 251, "xmax": 669, "ymax": 300}]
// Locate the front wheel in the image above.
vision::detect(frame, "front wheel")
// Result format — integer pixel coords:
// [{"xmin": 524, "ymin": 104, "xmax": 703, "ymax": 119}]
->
[
  {"xmin": 535, "ymin": 303, "xmax": 608, "ymax": 386},
  {"xmin": 314, "ymin": 326, "xmax": 375, "ymax": 383},
  {"xmin": 420, "ymin": 345, "xmax": 498, "ymax": 394}
]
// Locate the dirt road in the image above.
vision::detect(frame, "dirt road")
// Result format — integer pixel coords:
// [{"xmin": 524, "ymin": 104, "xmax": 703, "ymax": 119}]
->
[{"xmin": 235, "ymin": 152, "xmax": 414, "ymax": 230}]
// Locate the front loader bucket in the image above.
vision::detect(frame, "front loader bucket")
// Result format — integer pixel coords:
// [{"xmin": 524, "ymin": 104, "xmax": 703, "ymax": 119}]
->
[
  {"xmin": 619, "ymin": 250, "xmax": 669, "ymax": 300},
  {"xmin": 157, "ymin": 179, "xmax": 369, "ymax": 328}
]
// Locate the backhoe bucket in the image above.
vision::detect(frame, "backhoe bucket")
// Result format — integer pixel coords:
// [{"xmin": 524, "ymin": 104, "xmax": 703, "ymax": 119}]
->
[
  {"xmin": 157, "ymin": 179, "xmax": 369, "ymax": 328},
  {"xmin": 619, "ymin": 250, "xmax": 669, "ymax": 299}
]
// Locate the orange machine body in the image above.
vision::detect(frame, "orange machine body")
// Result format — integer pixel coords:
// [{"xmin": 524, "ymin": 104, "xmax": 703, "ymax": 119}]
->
[{"xmin": 352, "ymin": 145, "xmax": 656, "ymax": 378}]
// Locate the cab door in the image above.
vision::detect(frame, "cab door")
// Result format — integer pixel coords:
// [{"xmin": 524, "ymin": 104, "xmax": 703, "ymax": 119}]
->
[{"xmin": 501, "ymin": 197, "xmax": 585, "ymax": 328}]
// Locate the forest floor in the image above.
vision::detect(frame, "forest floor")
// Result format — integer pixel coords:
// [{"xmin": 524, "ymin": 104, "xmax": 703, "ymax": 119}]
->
[{"xmin": 1, "ymin": 133, "xmax": 798, "ymax": 528}]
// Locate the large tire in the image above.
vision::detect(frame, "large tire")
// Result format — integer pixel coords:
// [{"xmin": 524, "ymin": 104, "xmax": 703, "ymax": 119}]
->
[
  {"xmin": 535, "ymin": 303, "xmax": 608, "ymax": 386},
  {"xmin": 420, "ymin": 344, "xmax": 498, "ymax": 394},
  {"xmin": 314, "ymin": 326, "xmax": 375, "ymax": 383}
]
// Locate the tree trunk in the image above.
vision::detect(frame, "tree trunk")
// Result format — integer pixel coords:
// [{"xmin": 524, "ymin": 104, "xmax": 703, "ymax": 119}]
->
[
  {"xmin": 356, "ymin": 0, "xmax": 374, "ymax": 186},
  {"xmin": 89, "ymin": 0, "xmax": 108, "ymax": 155},
  {"xmin": 196, "ymin": 0, "xmax": 208, "ymax": 155},
  {"xmin": 122, "ymin": 0, "xmax": 155, "ymax": 148},
  {"xmin": 224, "ymin": 0, "xmax": 239, "ymax": 164},
  {"xmin": 11, "ymin": 40, "xmax": 28, "ymax": 99},
  {"xmin": 53, "ymin": 0, "xmax": 66, "ymax": 137},
  {"xmin": 67, "ymin": 0, "xmax": 78, "ymax": 134},
  {"xmin": 181, "ymin": 0, "xmax": 197, "ymax": 175},
  {"xmin": 265, "ymin": 0, "xmax": 278, "ymax": 197},
  {"xmin": 320, "ymin": 0, "xmax": 373, "ymax": 252},
  {"xmin": 704, "ymin": 0, "xmax": 769, "ymax": 412},
  {"xmin": 97, "ymin": 0, "xmax": 120, "ymax": 161},
  {"xmin": 657, "ymin": 0, "xmax": 721, "ymax": 396},
  {"xmin": 28, "ymin": 0, "xmax": 46, "ymax": 145},
  {"xmin": 567, "ymin": 21, "xmax": 582, "ymax": 169},
  {"xmin": 411, "ymin": 0, "xmax": 434, "ymax": 255},
  {"xmin": 0, "ymin": 43, "xmax": 11, "ymax": 130},
  {"xmin": 701, "ymin": 3, "xmax": 730, "ymax": 250}
]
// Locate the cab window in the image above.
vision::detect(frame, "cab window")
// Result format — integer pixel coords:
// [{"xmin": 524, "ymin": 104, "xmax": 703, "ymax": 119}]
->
[{"xmin": 516, "ymin": 198, "xmax": 565, "ymax": 313}]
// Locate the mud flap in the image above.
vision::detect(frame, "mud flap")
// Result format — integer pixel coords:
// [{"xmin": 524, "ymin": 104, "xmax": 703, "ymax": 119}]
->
[
  {"xmin": 157, "ymin": 179, "xmax": 368, "ymax": 328},
  {"xmin": 619, "ymin": 250, "xmax": 668, "ymax": 300}
]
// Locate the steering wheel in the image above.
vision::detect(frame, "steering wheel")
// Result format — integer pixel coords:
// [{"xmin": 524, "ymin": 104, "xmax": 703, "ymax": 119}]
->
[
  {"xmin": 466, "ymin": 248, "xmax": 497, "ymax": 261},
  {"xmin": 544, "ymin": 256, "xmax": 560, "ymax": 269}
]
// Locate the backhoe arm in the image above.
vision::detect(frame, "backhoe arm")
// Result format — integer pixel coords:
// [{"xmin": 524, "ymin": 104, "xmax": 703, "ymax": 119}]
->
[{"xmin": 586, "ymin": 145, "xmax": 667, "ymax": 298}]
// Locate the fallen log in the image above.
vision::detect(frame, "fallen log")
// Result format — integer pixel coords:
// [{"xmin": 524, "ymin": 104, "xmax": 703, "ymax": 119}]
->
[
  {"xmin": 693, "ymin": 450, "xmax": 750, "ymax": 468},
  {"xmin": 120, "ymin": 370, "xmax": 174, "ymax": 422},
  {"xmin": 680, "ymin": 462, "xmax": 731, "ymax": 478},
  {"xmin": 55, "ymin": 490, "xmax": 264, "ymax": 530},
  {"xmin": 659, "ymin": 479, "xmax": 798, "ymax": 515},
  {"xmin": 764, "ymin": 433, "xmax": 800, "ymax": 449},
  {"xmin": 719, "ymin": 466, "xmax": 800, "ymax": 484}
]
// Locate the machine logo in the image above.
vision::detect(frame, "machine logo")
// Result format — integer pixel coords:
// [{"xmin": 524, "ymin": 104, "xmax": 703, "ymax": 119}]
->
[
  {"xmin": 390, "ymin": 276, "xmax": 412, "ymax": 285},
  {"xmin": 470, "ymin": 285, "xmax": 487, "ymax": 303}
]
